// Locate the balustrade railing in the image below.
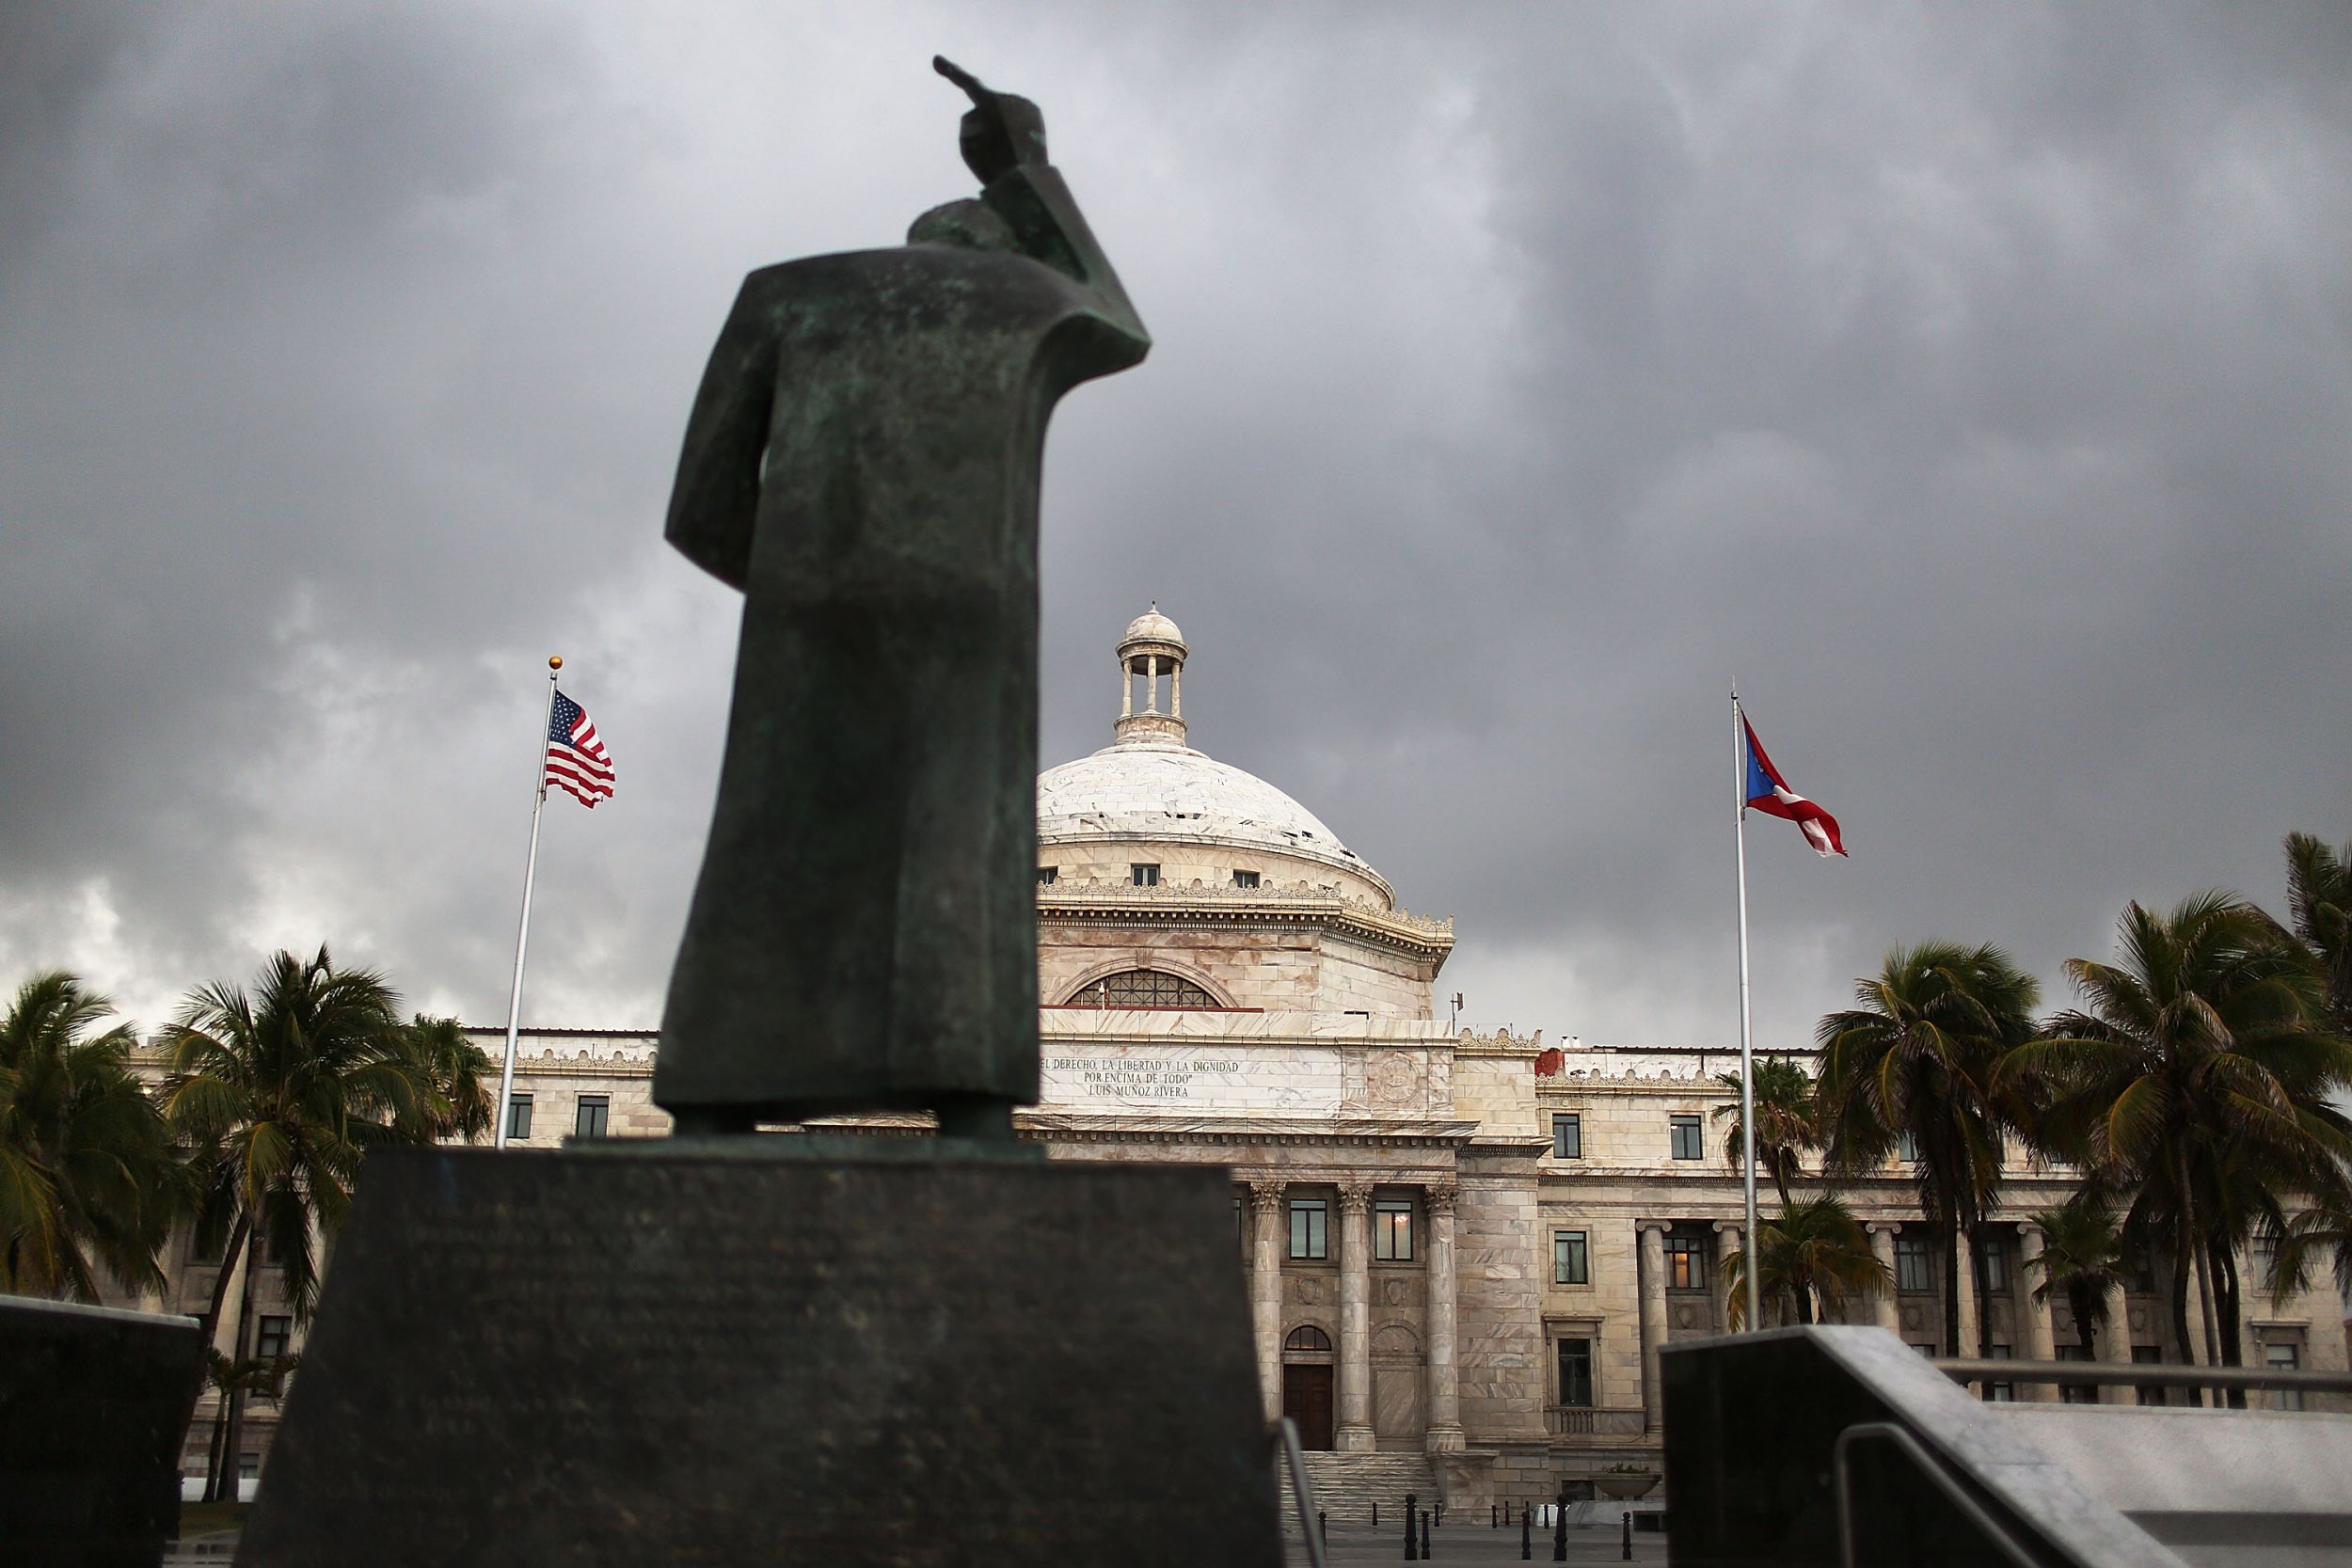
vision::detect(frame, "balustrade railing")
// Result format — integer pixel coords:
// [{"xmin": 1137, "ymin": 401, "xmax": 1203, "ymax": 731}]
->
[{"xmin": 1544, "ymin": 1405, "xmax": 1645, "ymax": 1436}]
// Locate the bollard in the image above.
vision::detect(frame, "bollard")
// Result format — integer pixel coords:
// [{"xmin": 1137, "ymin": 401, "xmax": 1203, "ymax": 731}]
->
[
  {"xmin": 1403, "ymin": 1493, "xmax": 1418, "ymax": 1560},
  {"xmin": 1621, "ymin": 1510, "xmax": 1633, "ymax": 1560},
  {"xmin": 1520, "ymin": 1505, "xmax": 1532, "ymax": 1560},
  {"xmin": 1318, "ymin": 1509, "xmax": 1327, "ymax": 1546},
  {"xmin": 1373, "ymin": 1502, "xmax": 1378, "ymax": 1529},
  {"xmin": 1552, "ymin": 1484, "xmax": 1568, "ymax": 1562},
  {"xmin": 1420, "ymin": 1508, "xmax": 1432, "ymax": 1560},
  {"xmin": 1492, "ymin": 1503, "xmax": 1499, "ymax": 1528}
]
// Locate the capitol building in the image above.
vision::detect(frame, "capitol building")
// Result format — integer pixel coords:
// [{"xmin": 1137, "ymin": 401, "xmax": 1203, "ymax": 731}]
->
[{"xmin": 149, "ymin": 610, "xmax": 2345, "ymax": 1508}]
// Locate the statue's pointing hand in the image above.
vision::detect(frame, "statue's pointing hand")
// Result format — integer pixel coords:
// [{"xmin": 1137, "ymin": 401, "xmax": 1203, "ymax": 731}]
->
[{"xmin": 935, "ymin": 55, "xmax": 1048, "ymax": 184}]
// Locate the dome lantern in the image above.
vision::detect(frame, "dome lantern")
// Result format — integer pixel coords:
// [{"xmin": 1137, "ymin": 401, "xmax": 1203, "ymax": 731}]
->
[{"xmin": 1114, "ymin": 604, "xmax": 1189, "ymax": 746}]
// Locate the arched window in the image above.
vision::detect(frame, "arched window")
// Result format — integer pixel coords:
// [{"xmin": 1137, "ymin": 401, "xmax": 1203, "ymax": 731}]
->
[
  {"xmin": 1068, "ymin": 969, "xmax": 1217, "ymax": 1008},
  {"xmin": 1285, "ymin": 1325, "xmax": 1333, "ymax": 1354}
]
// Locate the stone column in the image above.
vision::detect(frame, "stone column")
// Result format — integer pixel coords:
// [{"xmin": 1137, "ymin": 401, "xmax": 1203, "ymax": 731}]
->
[
  {"xmin": 1336, "ymin": 1180, "xmax": 1375, "ymax": 1451},
  {"xmin": 1712, "ymin": 1221, "xmax": 1743, "ymax": 1328},
  {"xmin": 1120, "ymin": 653, "xmax": 1132, "ymax": 717},
  {"xmin": 1954, "ymin": 1231, "xmax": 1980, "ymax": 1360},
  {"xmin": 1171, "ymin": 659, "xmax": 1182, "ymax": 719},
  {"xmin": 1867, "ymin": 1224, "xmax": 1901, "ymax": 1333},
  {"xmin": 2015, "ymin": 1223, "xmax": 2056, "ymax": 1401},
  {"xmin": 1424, "ymin": 1183, "xmax": 1463, "ymax": 1452},
  {"xmin": 1145, "ymin": 654, "xmax": 1159, "ymax": 712},
  {"xmin": 1249, "ymin": 1178, "xmax": 1287, "ymax": 1423},
  {"xmin": 2097, "ymin": 1278, "xmax": 2132, "ymax": 1404},
  {"xmin": 1637, "ymin": 1222, "xmax": 1668, "ymax": 1434}
]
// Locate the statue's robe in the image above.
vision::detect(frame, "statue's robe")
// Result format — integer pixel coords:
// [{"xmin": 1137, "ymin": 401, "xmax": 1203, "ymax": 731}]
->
[{"xmin": 654, "ymin": 165, "xmax": 1148, "ymax": 1122}]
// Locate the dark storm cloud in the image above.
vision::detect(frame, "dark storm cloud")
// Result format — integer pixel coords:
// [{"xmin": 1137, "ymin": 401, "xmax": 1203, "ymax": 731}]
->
[{"xmin": 2, "ymin": 3, "xmax": 2346, "ymax": 1053}]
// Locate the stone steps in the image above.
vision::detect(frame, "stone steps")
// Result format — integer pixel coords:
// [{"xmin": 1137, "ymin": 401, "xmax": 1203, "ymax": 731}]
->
[{"xmin": 1280, "ymin": 1451, "xmax": 1441, "ymax": 1531}]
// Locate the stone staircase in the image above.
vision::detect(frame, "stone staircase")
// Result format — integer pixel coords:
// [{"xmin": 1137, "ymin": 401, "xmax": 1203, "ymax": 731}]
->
[{"xmin": 1279, "ymin": 1451, "xmax": 1441, "ymax": 1530}]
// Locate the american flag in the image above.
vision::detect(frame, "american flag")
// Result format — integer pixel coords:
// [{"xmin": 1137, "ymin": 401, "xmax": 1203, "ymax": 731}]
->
[{"xmin": 545, "ymin": 691, "xmax": 615, "ymax": 808}]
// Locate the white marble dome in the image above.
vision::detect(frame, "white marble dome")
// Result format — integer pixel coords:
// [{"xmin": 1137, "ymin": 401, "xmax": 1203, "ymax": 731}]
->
[
  {"xmin": 1121, "ymin": 607, "xmax": 1185, "ymax": 648},
  {"xmin": 1036, "ymin": 737, "xmax": 1387, "ymax": 894}
]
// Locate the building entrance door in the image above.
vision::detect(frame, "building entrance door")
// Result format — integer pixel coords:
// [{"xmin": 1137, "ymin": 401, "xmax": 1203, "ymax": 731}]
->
[{"xmin": 1283, "ymin": 1364, "xmax": 1335, "ymax": 1450}]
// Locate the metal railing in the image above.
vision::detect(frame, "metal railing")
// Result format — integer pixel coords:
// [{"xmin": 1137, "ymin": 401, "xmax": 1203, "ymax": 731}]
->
[
  {"xmin": 1832, "ymin": 1422, "xmax": 2042, "ymax": 1568},
  {"xmin": 1931, "ymin": 1357, "xmax": 2352, "ymax": 1395},
  {"xmin": 1270, "ymin": 1418, "xmax": 1330, "ymax": 1568}
]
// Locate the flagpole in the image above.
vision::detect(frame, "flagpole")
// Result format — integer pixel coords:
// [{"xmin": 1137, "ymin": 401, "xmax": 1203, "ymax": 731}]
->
[
  {"xmin": 494, "ymin": 657, "xmax": 561, "ymax": 1149},
  {"xmin": 1733, "ymin": 690, "xmax": 1760, "ymax": 1333}
]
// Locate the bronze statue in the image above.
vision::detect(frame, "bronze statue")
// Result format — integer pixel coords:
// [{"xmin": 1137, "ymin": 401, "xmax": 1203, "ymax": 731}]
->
[{"xmin": 654, "ymin": 59, "xmax": 1149, "ymax": 1137}]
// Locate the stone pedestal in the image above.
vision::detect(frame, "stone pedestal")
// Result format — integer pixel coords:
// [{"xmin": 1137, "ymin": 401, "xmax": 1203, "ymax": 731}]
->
[
  {"xmin": 239, "ymin": 1142, "xmax": 1279, "ymax": 1567},
  {"xmin": 0, "ymin": 1295, "xmax": 203, "ymax": 1568}
]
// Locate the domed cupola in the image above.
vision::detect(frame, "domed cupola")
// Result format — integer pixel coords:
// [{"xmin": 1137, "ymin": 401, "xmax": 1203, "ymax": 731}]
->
[
  {"xmin": 1037, "ymin": 610, "xmax": 1396, "ymax": 906},
  {"xmin": 1115, "ymin": 604, "xmax": 1190, "ymax": 746}
]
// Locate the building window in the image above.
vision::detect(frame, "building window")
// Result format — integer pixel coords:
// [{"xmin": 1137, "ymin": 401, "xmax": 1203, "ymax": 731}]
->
[
  {"xmin": 2132, "ymin": 1344, "xmax": 2166, "ymax": 1405},
  {"xmin": 255, "ymin": 1315, "xmax": 292, "ymax": 1362},
  {"xmin": 1669, "ymin": 1115, "xmax": 1704, "ymax": 1161},
  {"xmin": 1285, "ymin": 1325, "xmax": 1333, "ymax": 1355},
  {"xmin": 2127, "ymin": 1248, "xmax": 2158, "ymax": 1295},
  {"xmin": 1558, "ymin": 1338, "xmax": 1595, "ymax": 1407},
  {"xmin": 1069, "ymin": 969, "xmax": 1216, "ymax": 1008},
  {"xmin": 1232, "ymin": 869, "xmax": 1260, "ymax": 889},
  {"xmin": 574, "ymin": 1095, "xmax": 610, "ymax": 1139},
  {"xmin": 1663, "ymin": 1233, "xmax": 1708, "ymax": 1291},
  {"xmin": 1551, "ymin": 1113, "xmax": 1581, "ymax": 1160},
  {"xmin": 1895, "ymin": 1233, "xmax": 1935, "ymax": 1293},
  {"xmin": 1897, "ymin": 1129, "xmax": 1919, "ymax": 1164},
  {"xmin": 1374, "ymin": 1199, "xmax": 1415, "ymax": 1261},
  {"xmin": 1289, "ymin": 1199, "xmax": 1328, "ymax": 1260},
  {"xmin": 505, "ymin": 1093, "xmax": 534, "ymax": 1142},
  {"xmin": 1976, "ymin": 1236, "xmax": 2010, "ymax": 1291},
  {"xmin": 1036, "ymin": 866, "xmax": 1057, "ymax": 885},
  {"xmin": 2265, "ymin": 1340, "xmax": 2303, "ymax": 1412},
  {"xmin": 1983, "ymin": 1344, "xmax": 2014, "ymax": 1402},
  {"xmin": 1553, "ymin": 1230, "xmax": 1589, "ymax": 1286},
  {"xmin": 1130, "ymin": 863, "xmax": 1160, "ymax": 887},
  {"xmin": 238, "ymin": 1455, "xmax": 260, "ymax": 1482},
  {"xmin": 2055, "ymin": 1343, "xmax": 2094, "ymax": 1403}
]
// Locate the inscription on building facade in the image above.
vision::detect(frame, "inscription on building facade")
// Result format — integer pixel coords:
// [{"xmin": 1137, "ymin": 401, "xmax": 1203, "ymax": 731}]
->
[{"xmin": 1041, "ymin": 1044, "xmax": 1345, "ymax": 1115}]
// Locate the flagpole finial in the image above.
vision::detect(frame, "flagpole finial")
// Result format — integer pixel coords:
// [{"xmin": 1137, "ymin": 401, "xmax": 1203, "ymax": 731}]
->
[{"xmin": 548, "ymin": 656, "xmax": 564, "ymax": 672}]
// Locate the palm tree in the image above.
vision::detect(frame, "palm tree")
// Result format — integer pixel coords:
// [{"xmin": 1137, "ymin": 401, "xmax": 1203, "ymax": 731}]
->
[
  {"xmin": 2003, "ymin": 894, "xmax": 2352, "ymax": 1378},
  {"xmin": 162, "ymin": 946, "xmax": 421, "ymax": 1501},
  {"xmin": 1711, "ymin": 1058, "xmax": 1819, "ymax": 1209},
  {"xmin": 2284, "ymin": 832, "xmax": 2352, "ymax": 1036},
  {"xmin": 0, "ymin": 972, "xmax": 181, "ymax": 1300},
  {"xmin": 1723, "ymin": 1196, "xmax": 1891, "ymax": 1328},
  {"xmin": 395, "ymin": 1016, "xmax": 495, "ymax": 1144},
  {"xmin": 1816, "ymin": 942, "xmax": 2041, "ymax": 1358},
  {"xmin": 195, "ymin": 1348, "xmax": 300, "ymax": 1503},
  {"xmin": 2024, "ymin": 1199, "xmax": 2126, "ymax": 1356}
]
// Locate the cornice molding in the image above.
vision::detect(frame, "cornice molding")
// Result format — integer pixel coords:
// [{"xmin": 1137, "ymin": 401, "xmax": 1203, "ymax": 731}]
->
[{"xmin": 1037, "ymin": 881, "xmax": 1452, "ymax": 961}]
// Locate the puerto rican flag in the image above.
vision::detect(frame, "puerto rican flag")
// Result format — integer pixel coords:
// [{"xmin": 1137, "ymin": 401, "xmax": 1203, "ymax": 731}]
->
[{"xmin": 1741, "ymin": 711, "xmax": 1845, "ymax": 858}]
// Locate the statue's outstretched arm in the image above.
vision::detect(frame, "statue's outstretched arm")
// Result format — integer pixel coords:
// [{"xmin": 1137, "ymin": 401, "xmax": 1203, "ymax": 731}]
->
[
  {"xmin": 983, "ymin": 165, "xmax": 1149, "ymax": 351},
  {"xmin": 935, "ymin": 56, "xmax": 1150, "ymax": 353},
  {"xmin": 664, "ymin": 279, "xmax": 778, "ymax": 590}
]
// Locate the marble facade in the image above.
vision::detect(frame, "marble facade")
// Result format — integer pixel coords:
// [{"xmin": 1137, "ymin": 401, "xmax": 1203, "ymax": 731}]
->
[{"xmin": 124, "ymin": 611, "xmax": 2349, "ymax": 1503}]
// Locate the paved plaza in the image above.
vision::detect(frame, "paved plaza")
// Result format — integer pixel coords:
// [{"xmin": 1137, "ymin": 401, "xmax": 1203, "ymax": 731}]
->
[
  {"xmin": 165, "ymin": 1517, "xmax": 1667, "ymax": 1565},
  {"xmin": 1284, "ymin": 1516, "xmax": 1667, "ymax": 1566}
]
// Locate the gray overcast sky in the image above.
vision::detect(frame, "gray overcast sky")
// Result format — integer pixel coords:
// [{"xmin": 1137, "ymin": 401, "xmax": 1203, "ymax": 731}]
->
[{"xmin": 3, "ymin": 2, "xmax": 2347, "ymax": 1053}]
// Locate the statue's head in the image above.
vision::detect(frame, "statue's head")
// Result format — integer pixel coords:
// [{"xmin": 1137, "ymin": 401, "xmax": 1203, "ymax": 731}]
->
[
  {"xmin": 907, "ymin": 198, "xmax": 1018, "ymax": 252},
  {"xmin": 958, "ymin": 94, "xmax": 1047, "ymax": 182},
  {"xmin": 934, "ymin": 57, "xmax": 1046, "ymax": 184}
]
